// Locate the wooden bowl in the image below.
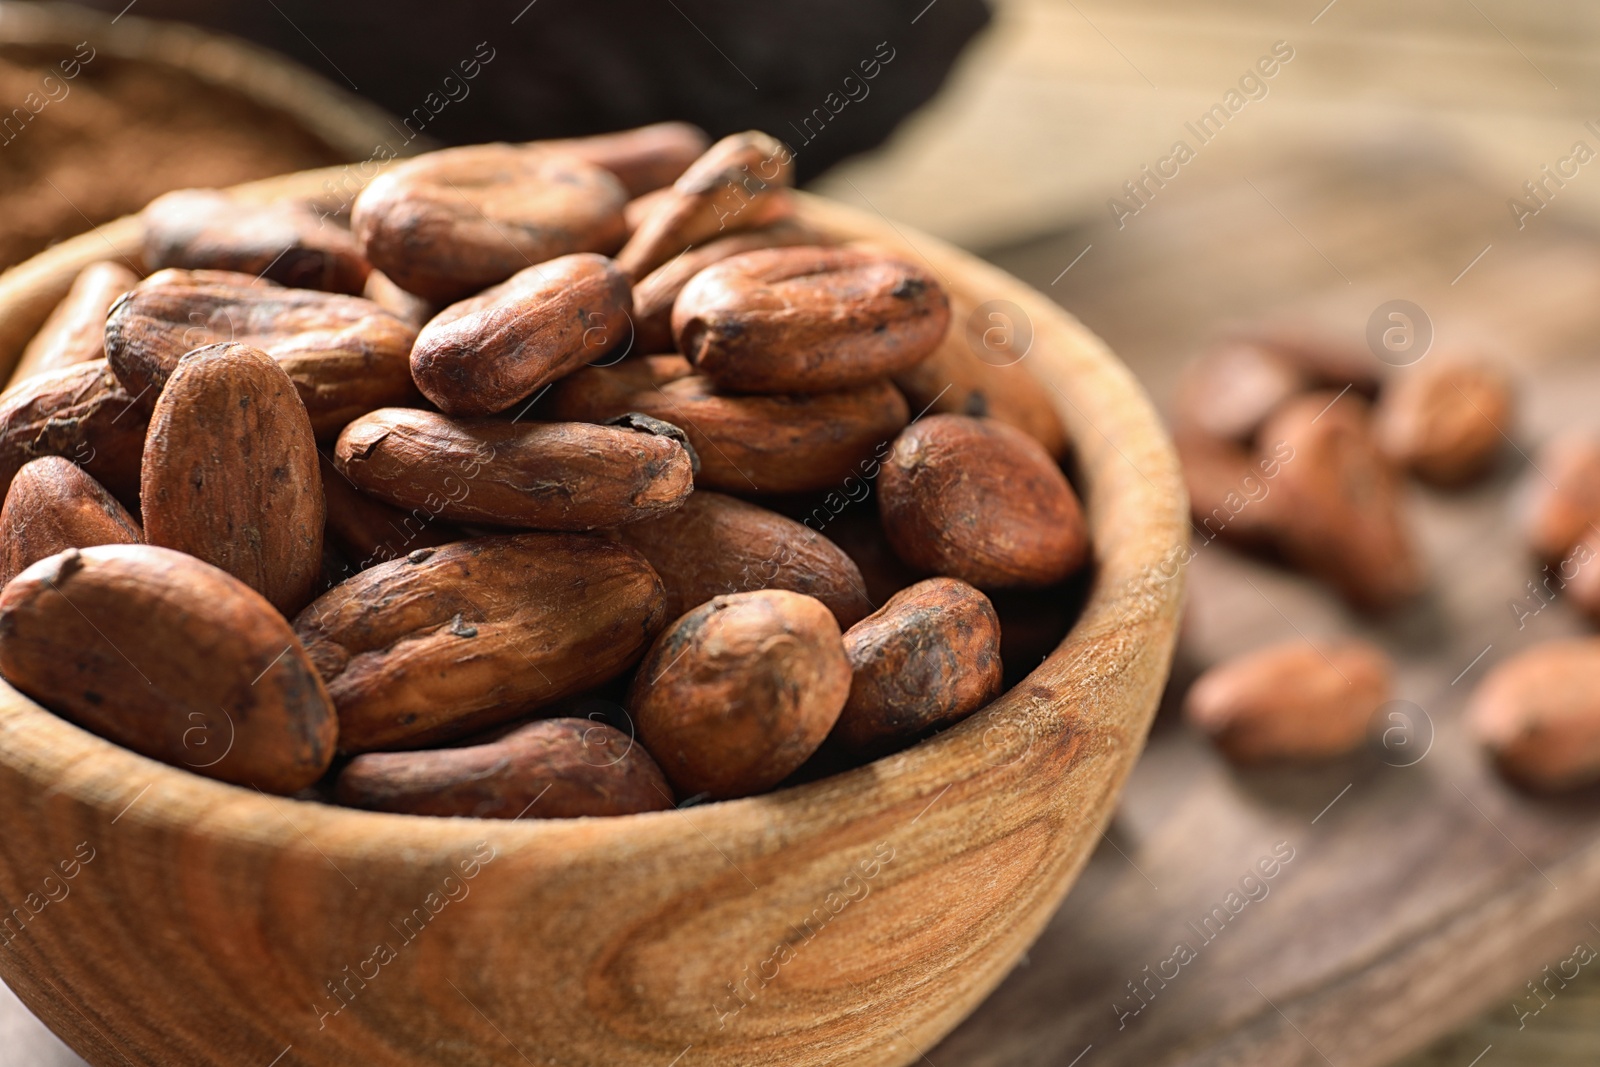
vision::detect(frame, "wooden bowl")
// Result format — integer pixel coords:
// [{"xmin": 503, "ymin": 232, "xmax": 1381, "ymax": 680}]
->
[
  {"xmin": 0, "ymin": 170, "xmax": 1187, "ymax": 1067},
  {"xmin": 0, "ymin": 1, "xmax": 418, "ymax": 275}
]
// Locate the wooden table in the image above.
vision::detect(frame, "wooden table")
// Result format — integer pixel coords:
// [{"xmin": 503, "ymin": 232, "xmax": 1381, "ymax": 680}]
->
[
  {"xmin": 8, "ymin": 144, "xmax": 1600, "ymax": 1067},
  {"xmin": 918, "ymin": 137, "xmax": 1600, "ymax": 1065},
  {"xmin": 9, "ymin": 0, "xmax": 1600, "ymax": 1061}
]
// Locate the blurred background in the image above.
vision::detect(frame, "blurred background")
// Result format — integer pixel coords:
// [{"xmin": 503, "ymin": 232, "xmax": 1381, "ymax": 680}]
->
[{"xmin": 4, "ymin": 0, "xmax": 1600, "ymax": 1064}]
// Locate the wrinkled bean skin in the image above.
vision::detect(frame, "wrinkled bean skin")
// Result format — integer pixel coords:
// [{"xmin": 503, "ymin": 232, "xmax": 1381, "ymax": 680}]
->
[
  {"xmin": 104, "ymin": 273, "xmax": 420, "ymax": 439},
  {"xmin": 831, "ymin": 578, "xmax": 1003, "ymax": 757},
  {"xmin": 615, "ymin": 131, "xmax": 795, "ymax": 279},
  {"xmin": 351, "ymin": 144, "xmax": 628, "ymax": 302},
  {"xmin": 614, "ymin": 490, "xmax": 872, "ymax": 626},
  {"xmin": 879, "ymin": 414, "xmax": 1088, "ymax": 589},
  {"xmin": 141, "ymin": 342, "xmax": 325, "ymax": 616},
  {"xmin": 334, "ymin": 408, "xmax": 694, "ymax": 531},
  {"xmin": 0, "ymin": 457, "xmax": 141, "ymax": 588},
  {"xmin": 544, "ymin": 363, "xmax": 911, "ymax": 495},
  {"xmin": 141, "ymin": 190, "xmax": 370, "ymax": 294},
  {"xmin": 295, "ymin": 534, "xmax": 666, "ymax": 752},
  {"xmin": 0, "ymin": 544, "xmax": 337, "ymax": 794},
  {"xmin": 630, "ymin": 590, "xmax": 849, "ymax": 799},
  {"xmin": 630, "ymin": 220, "xmax": 821, "ymax": 353},
  {"xmin": 410, "ymin": 254, "xmax": 631, "ymax": 417},
  {"xmin": 0, "ymin": 360, "xmax": 147, "ymax": 509},
  {"xmin": 673, "ymin": 246, "xmax": 949, "ymax": 394},
  {"xmin": 336, "ymin": 718, "xmax": 676, "ymax": 818}
]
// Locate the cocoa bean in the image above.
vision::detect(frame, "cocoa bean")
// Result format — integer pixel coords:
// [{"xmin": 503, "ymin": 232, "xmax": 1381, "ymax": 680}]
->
[
  {"xmin": 615, "ymin": 131, "xmax": 795, "ymax": 279},
  {"xmin": 141, "ymin": 190, "xmax": 370, "ymax": 294},
  {"xmin": 0, "ymin": 457, "xmax": 141, "ymax": 587},
  {"xmin": 319, "ymin": 455, "xmax": 459, "ymax": 572},
  {"xmin": 673, "ymin": 246, "xmax": 949, "ymax": 394},
  {"xmin": 541, "ymin": 121, "xmax": 711, "ymax": 197},
  {"xmin": 1178, "ymin": 429, "xmax": 1291, "ymax": 554},
  {"xmin": 335, "ymin": 717, "xmax": 675, "ymax": 818},
  {"xmin": 544, "ymin": 364, "xmax": 910, "ymax": 494},
  {"xmin": 540, "ymin": 355, "xmax": 693, "ymax": 419},
  {"xmin": 831, "ymin": 577, "xmax": 1002, "ymax": 757},
  {"xmin": 294, "ymin": 534, "xmax": 666, "ymax": 751},
  {"xmin": 821, "ymin": 504, "xmax": 923, "ymax": 607},
  {"xmin": 104, "ymin": 272, "xmax": 420, "ymax": 439},
  {"xmin": 0, "ymin": 544, "xmax": 336, "ymax": 793},
  {"xmin": 890, "ymin": 285, "xmax": 1069, "ymax": 460},
  {"xmin": 1184, "ymin": 638, "xmax": 1393, "ymax": 763},
  {"xmin": 334, "ymin": 408, "xmax": 694, "ymax": 530},
  {"xmin": 12, "ymin": 261, "xmax": 139, "ymax": 384},
  {"xmin": 1260, "ymin": 391, "xmax": 1423, "ymax": 612},
  {"xmin": 1375, "ymin": 358, "xmax": 1513, "ymax": 487},
  {"xmin": 140, "ymin": 342, "xmax": 324, "ymax": 616},
  {"xmin": 878, "ymin": 414, "xmax": 1088, "ymax": 589},
  {"xmin": 1468, "ymin": 639, "xmax": 1600, "ymax": 791},
  {"xmin": 0, "ymin": 359, "xmax": 146, "ymax": 509},
  {"xmin": 614, "ymin": 490, "xmax": 872, "ymax": 626},
  {"xmin": 1561, "ymin": 534, "xmax": 1600, "ymax": 626},
  {"xmin": 630, "ymin": 219, "xmax": 821, "ymax": 353},
  {"xmin": 361, "ymin": 269, "xmax": 433, "ymax": 329},
  {"xmin": 1244, "ymin": 328, "xmax": 1384, "ymax": 398},
  {"xmin": 1524, "ymin": 433, "xmax": 1600, "ymax": 564},
  {"xmin": 1173, "ymin": 340, "xmax": 1307, "ymax": 445},
  {"xmin": 351, "ymin": 144, "xmax": 628, "ymax": 302},
  {"xmin": 630, "ymin": 589, "xmax": 849, "ymax": 799},
  {"xmin": 624, "ymin": 187, "xmax": 673, "ymax": 237},
  {"xmin": 140, "ymin": 267, "xmax": 276, "ymax": 289},
  {"xmin": 410, "ymin": 253, "xmax": 631, "ymax": 417}
]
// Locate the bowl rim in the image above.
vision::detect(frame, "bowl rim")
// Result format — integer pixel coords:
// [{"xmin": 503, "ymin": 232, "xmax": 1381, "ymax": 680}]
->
[{"xmin": 0, "ymin": 171, "xmax": 1188, "ymax": 860}]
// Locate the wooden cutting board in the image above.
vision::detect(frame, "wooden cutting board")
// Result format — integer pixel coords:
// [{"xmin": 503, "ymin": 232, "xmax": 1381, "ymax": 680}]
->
[{"xmin": 922, "ymin": 141, "xmax": 1600, "ymax": 1065}]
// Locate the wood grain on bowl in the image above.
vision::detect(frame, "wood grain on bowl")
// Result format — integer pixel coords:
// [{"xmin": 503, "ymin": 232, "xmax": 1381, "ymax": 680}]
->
[{"xmin": 0, "ymin": 174, "xmax": 1185, "ymax": 1067}]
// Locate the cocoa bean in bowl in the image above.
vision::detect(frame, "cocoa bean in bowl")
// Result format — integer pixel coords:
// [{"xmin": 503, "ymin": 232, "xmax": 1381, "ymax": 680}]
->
[
  {"xmin": 672, "ymin": 246, "xmax": 951, "ymax": 394},
  {"xmin": 0, "ymin": 127, "xmax": 1186, "ymax": 1067}
]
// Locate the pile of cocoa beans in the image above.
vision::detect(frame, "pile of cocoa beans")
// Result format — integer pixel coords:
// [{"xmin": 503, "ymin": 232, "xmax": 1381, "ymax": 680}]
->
[
  {"xmin": 0, "ymin": 123, "xmax": 1088, "ymax": 817},
  {"xmin": 1171, "ymin": 330, "xmax": 1600, "ymax": 792},
  {"xmin": 1175, "ymin": 332, "xmax": 1513, "ymax": 614}
]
